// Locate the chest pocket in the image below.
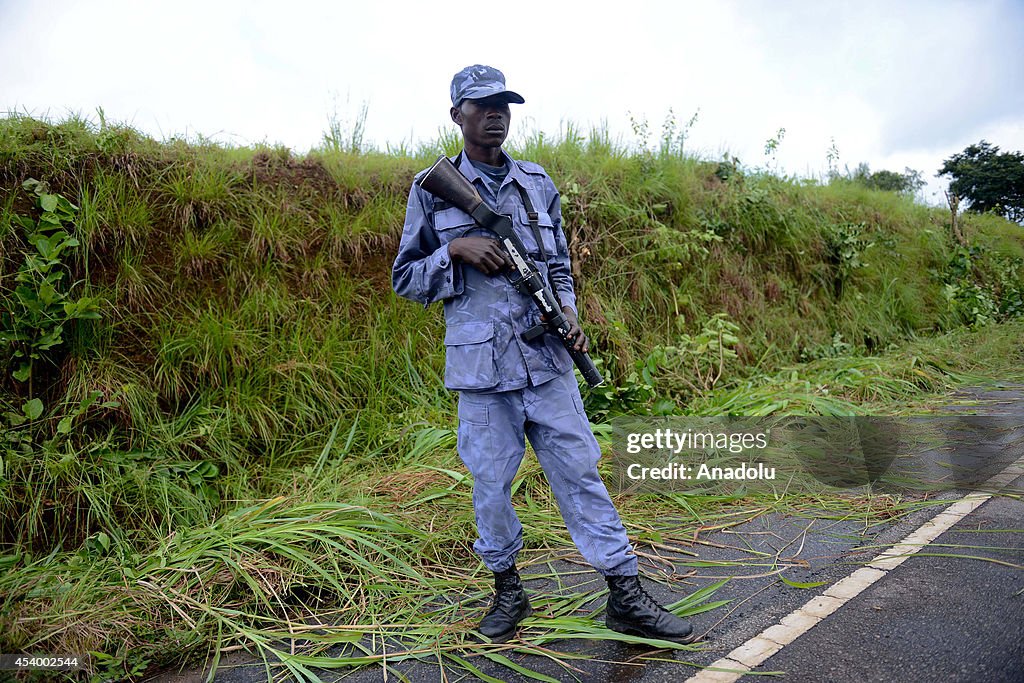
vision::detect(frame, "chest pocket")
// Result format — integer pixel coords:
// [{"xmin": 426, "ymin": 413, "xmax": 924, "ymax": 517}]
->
[
  {"xmin": 434, "ymin": 207, "xmax": 479, "ymax": 246},
  {"xmin": 518, "ymin": 208, "xmax": 559, "ymax": 258}
]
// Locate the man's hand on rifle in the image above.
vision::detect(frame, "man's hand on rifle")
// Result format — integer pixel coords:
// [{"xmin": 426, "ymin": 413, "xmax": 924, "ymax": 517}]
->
[
  {"xmin": 449, "ymin": 237, "xmax": 512, "ymax": 275},
  {"xmin": 562, "ymin": 307, "xmax": 589, "ymax": 353},
  {"xmin": 544, "ymin": 306, "xmax": 588, "ymax": 353}
]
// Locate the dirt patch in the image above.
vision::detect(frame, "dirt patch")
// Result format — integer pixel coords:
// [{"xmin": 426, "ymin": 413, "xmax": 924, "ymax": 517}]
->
[
  {"xmin": 247, "ymin": 152, "xmax": 340, "ymax": 201},
  {"xmin": 370, "ymin": 468, "xmax": 453, "ymax": 505}
]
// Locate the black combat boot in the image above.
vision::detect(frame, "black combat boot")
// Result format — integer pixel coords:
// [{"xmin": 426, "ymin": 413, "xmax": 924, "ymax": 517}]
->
[
  {"xmin": 479, "ymin": 566, "xmax": 532, "ymax": 642},
  {"xmin": 605, "ymin": 574, "xmax": 697, "ymax": 644}
]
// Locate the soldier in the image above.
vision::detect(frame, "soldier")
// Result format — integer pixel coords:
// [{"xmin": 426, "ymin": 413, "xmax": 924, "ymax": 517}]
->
[{"xmin": 392, "ymin": 64, "xmax": 697, "ymax": 645}]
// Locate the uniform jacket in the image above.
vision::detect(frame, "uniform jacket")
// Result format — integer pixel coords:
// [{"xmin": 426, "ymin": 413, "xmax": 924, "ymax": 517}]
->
[{"xmin": 392, "ymin": 150, "xmax": 577, "ymax": 393}]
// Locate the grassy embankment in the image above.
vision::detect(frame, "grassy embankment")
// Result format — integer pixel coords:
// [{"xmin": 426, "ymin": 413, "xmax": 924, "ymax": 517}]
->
[{"xmin": 1, "ymin": 114, "xmax": 1023, "ymax": 681}]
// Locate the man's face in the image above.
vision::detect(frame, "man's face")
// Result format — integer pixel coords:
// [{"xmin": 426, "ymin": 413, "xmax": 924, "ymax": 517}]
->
[{"xmin": 451, "ymin": 95, "xmax": 511, "ymax": 149}]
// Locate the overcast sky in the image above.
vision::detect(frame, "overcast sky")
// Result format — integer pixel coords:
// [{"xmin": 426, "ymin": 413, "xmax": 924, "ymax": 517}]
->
[{"xmin": 2, "ymin": 0, "xmax": 1022, "ymax": 205}]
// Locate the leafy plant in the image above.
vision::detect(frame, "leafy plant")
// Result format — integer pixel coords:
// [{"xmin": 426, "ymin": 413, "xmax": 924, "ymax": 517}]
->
[
  {"xmin": 659, "ymin": 106, "xmax": 700, "ymax": 158},
  {"xmin": 825, "ymin": 221, "xmax": 875, "ymax": 296},
  {"xmin": 993, "ymin": 255, "xmax": 1024, "ymax": 318},
  {"xmin": 639, "ymin": 222, "xmax": 722, "ymax": 267},
  {"xmin": 944, "ymin": 281, "xmax": 997, "ymax": 327},
  {"xmin": 647, "ymin": 313, "xmax": 742, "ymax": 400},
  {"xmin": 1, "ymin": 398, "xmax": 37, "ymax": 478},
  {"xmin": 715, "ymin": 155, "xmax": 742, "ymax": 182},
  {"xmin": 0, "ymin": 179, "xmax": 100, "ymax": 393},
  {"xmin": 799, "ymin": 332, "xmax": 856, "ymax": 362},
  {"xmin": 763, "ymin": 127, "xmax": 786, "ymax": 169},
  {"xmin": 580, "ymin": 354, "xmax": 661, "ymax": 421},
  {"xmin": 936, "ymin": 244, "xmax": 1016, "ymax": 327}
]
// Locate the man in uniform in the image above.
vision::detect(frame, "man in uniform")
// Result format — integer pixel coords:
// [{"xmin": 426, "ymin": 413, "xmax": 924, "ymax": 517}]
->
[{"xmin": 392, "ymin": 64, "xmax": 697, "ymax": 645}]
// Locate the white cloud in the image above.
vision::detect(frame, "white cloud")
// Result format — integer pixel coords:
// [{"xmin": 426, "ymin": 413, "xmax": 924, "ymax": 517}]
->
[{"xmin": 1, "ymin": 0, "xmax": 1022, "ymax": 205}]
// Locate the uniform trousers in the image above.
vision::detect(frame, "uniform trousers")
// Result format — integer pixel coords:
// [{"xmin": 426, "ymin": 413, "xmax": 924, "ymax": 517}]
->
[{"xmin": 456, "ymin": 370, "xmax": 638, "ymax": 576}]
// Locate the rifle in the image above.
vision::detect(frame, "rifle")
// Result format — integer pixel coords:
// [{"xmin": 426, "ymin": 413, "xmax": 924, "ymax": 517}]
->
[{"xmin": 417, "ymin": 155, "xmax": 604, "ymax": 388}]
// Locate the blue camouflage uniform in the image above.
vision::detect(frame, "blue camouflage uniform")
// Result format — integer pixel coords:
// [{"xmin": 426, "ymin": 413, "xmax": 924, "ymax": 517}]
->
[{"xmin": 392, "ymin": 150, "xmax": 638, "ymax": 577}]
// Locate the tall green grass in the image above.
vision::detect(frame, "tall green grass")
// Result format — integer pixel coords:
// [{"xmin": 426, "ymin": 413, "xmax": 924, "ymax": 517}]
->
[{"xmin": 2, "ymin": 113, "xmax": 1023, "ymax": 680}]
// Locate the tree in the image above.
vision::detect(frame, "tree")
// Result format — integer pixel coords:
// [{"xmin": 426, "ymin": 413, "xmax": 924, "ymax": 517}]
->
[
  {"xmin": 938, "ymin": 141, "xmax": 1024, "ymax": 223},
  {"xmin": 837, "ymin": 163, "xmax": 925, "ymax": 195}
]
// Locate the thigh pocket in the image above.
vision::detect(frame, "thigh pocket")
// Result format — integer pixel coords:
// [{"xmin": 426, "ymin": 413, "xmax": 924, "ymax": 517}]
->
[
  {"xmin": 457, "ymin": 396, "xmax": 512, "ymax": 483},
  {"xmin": 444, "ymin": 322, "xmax": 498, "ymax": 390},
  {"xmin": 457, "ymin": 395, "xmax": 489, "ymax": 426}
]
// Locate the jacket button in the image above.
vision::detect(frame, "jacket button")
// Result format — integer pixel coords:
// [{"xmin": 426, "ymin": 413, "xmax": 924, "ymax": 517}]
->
[{"xmin": 446, "ymin": 275, "xmax": 451, "ymax": 282}]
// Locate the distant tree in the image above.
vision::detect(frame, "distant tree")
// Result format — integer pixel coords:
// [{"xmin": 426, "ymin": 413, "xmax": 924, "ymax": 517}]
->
[
  {"xmin": 938, "ymin": 141, "xmax": 1024, "ymax": 223},
  {"xmin": 863, "ymin": 168, "xmax": 903, "ymax": 192},
  {"xmin": 840, "ymin": 163, "xmax": 925, "ymax": 195}
]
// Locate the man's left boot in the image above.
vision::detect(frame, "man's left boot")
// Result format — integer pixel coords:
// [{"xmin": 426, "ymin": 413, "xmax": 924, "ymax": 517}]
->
[{"xmin": 605, "ymin": 574, "xmax": 698, "ymax": 644}]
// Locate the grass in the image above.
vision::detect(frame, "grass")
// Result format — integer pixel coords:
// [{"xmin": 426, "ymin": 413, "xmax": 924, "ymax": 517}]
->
[{"xmin": 1, "ymin": 112, "xmax": 1024, "ymax": 681}]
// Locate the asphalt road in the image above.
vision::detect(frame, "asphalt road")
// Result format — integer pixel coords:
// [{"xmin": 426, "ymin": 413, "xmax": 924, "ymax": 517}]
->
[{"xmin": 748, "ymin": 493, "xmax": 1023, "ymax": 682}]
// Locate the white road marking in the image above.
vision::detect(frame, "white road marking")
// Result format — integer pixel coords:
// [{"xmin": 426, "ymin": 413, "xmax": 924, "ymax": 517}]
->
[{"xmin": 684, "ymin": 453, "xmax": 1024, "ymax": 682}]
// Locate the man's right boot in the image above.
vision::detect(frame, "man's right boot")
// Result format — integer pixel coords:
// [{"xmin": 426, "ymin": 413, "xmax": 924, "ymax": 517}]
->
[
  {"xmin": 605, "ymin": 574, "xmax": 697, "ymax": 644},
  {"xmin": 478, "ymin": 566, "xmax": 532, "ymax": 643}
]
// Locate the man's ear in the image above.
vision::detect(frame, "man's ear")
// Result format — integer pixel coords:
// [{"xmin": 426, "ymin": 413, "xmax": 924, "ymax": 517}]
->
[{"xmin": 450, "ymin": 106, "xmax": 462, "ymax": 125}]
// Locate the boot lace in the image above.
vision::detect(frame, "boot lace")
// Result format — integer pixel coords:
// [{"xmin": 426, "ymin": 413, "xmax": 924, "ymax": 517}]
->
[
  {"xmin": 613, "ymin": 577, "xmax": 671, "ymax": 617},
  {"xmin": 489, "ymin": 575, "xmax": 523, "ymax": 615},
  {"xmin": 493, "ymin": 588, "xmax": 520, "ymax": 612},
  {"xmin": 634, "ymin": 582, "xmax": 669, "ymax": 614}
]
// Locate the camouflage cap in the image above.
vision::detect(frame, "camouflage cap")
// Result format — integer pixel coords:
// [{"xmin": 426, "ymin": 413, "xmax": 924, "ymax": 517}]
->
[{"xmin": 450, "ymin": 65, "xmax": 525, "ymax": 107}]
